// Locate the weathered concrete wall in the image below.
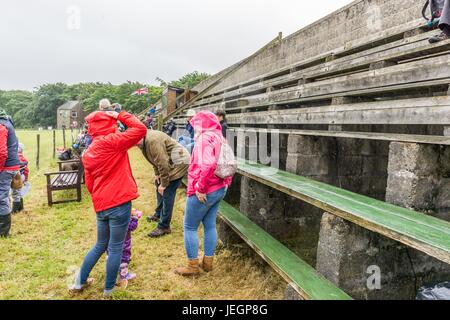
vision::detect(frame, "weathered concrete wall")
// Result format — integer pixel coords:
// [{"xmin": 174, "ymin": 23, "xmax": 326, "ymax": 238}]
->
[{"xmin": 194, "ymin": 0, "xmax": 423, "ymax": 94}]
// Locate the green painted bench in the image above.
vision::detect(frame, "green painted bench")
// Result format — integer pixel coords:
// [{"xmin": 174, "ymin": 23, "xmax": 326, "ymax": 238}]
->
[
  {"xmin": 237, "ymin": 160, "xmax": 450, "ymax": 265},
  {"xmin": 218, "ymin": 201, "xmax": 352, "ymax": 300}
]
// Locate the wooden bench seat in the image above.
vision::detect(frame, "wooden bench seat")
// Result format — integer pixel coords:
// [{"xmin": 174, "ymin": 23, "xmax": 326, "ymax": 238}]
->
[
  {"xmin": 236, "ymin": 160, "xmax": 450, "ymax": 264},
  {"xmin": 224, "ymin": 96, "xmax": 450, "ymax": 126},
  {"xmin": 50, "ymin": 171, "xmax": 79, "ymax": 189},
  {"xmin": 195, "ymin": 31, "xmax": 449, "ymax": 107},
  {"xmin": 45, "ymin": 160, "xmax": 84, "ymax": 206},
  {"xmin": 227, "ymin": 128, "xmax": 450, "ymax": 146},
  {"xmin": 218, "ymin": 201, "xmax": 352, "ymax": 300}
]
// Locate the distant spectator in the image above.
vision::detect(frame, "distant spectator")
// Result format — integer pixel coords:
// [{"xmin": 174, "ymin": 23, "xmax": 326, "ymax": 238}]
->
[
  {"xmin": 144, "ymin": 109, "xmax": 156, "ymax": 129},
  {"xmin": 11, "ymin": 143, "xmax": 28, "ymax": 213},
  {"xmin": 98, "ymin": 98, "xmax": 113, "ymax": 111},
  {"xmin": 178, "ymin": 109, "xmax": 196, "ymax": 153},
  {"xmin": 0, "ymin": 109, "xmax": 20, "ymax": 237},
  {"xmin": 112, "ymin": 103, "xmax": 127, "ymax": 132},
  {"xmin": 215, "ymin": 110, "xmax": 228, "ymax": 138},
  {"xmin": 163, "ymin": 119, "xmax": 177, "ymax": 137}
]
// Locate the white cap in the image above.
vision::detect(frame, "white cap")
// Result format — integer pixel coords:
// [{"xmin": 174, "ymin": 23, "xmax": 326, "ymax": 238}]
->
[{"xmin": 186, "ymin": 109, "xmax": 196, "ymax": 117}]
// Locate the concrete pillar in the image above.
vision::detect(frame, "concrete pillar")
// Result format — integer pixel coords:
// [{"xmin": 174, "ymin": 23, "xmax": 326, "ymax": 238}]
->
[
  {"xmin": 337, "ymin": 139, "xmax": 389, "ymax": 200},
  {"xmin": 239, "ymin": 176, "xmax": 297, "ymax": 239},
  {"xmin": 386, "ymin": 142, "xmax": 439, "ymax": 211},
  {"xmin": 316, "ymin": 212, "xmax": 416, "ymax": 300},
  {"xmin": 286, "ymin": 135, "xmax": 337, "ymax": 184},
  {"xmin": 316, "ymin": 142, "xmax": 450, "ymax": 299},
  {"xmin": 385, "ymin": 142, "xmax": 450, "ymax": 288}
]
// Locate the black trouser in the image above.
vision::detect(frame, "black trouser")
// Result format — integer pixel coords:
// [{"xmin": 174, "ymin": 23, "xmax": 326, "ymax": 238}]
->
[
  {"xmin": 155, "ymin": 178, "xmax": 182, "ymax": 229},
  {"xmin": 0, "ymin": 214, "xmax": 11, "ymax": 237}
]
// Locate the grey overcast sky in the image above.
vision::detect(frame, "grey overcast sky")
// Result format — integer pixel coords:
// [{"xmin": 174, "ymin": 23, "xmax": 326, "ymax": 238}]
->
[{"xmin": 0, "ymin": 0, "xmax": 353, "ymax": 91}]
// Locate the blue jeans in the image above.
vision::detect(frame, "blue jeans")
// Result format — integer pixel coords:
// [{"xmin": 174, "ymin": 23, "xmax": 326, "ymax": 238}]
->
[
  {"xmin": 156, "ymin": 179, "xmax": 182, "ymax": 229},
  {"xmin": 0, "ymin": 171, "xmax": 15, "ymax": 216},
  {"xmin": 184, "ymin": 187, "xmax": 227, "ymax": 260},
  {"xmin": 77, "ymin": 201, "xmax": 131, "ymax": 291}
]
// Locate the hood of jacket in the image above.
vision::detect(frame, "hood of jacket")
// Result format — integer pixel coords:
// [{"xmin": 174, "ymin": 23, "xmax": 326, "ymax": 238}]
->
[
  {"xmin": 189, "ymin": 111, "xmax": 222, "ymax": 137},
  {"xmin": 85, "ymin": 111, "xmax": 117, "ymax": 137}
]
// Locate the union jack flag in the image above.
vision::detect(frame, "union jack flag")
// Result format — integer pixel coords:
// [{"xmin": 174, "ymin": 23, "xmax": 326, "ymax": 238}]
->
[{"xmin": 132, "ymin": 87, "xmax": 149, "ymax": 96}]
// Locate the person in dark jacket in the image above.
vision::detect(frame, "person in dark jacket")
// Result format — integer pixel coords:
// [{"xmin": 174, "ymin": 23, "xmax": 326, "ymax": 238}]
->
[
  {"xmin": 0, "ymin": 109, "xmax": 20, "ymax": 237},
  {"xmin": 215, "ymin": 110, "xmax": 228, "ymax": 138},
  {"xmin": 69, "ymin": 105, "xmax": 147, "ymax": 297},
  {"xmin": 429, "ymin": 0, "xmax": 450, "ymax": 43},
  {"xmin": 163, "ymin": 119, "xmax": 177, "ymax": 137}
]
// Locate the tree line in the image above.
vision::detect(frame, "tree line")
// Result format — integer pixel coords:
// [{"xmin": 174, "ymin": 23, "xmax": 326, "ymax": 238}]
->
[{"xmin": 0, "ymin": 71, "xmax": 209, "ymax": 129}]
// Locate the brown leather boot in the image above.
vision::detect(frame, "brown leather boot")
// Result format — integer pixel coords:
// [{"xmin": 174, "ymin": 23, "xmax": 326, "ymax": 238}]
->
[
  {"xmin": 200, "ymin": 256, "xmax": 214, "ymax": 272},
  {"xmin": 174, "ymin": 259, "xmax": 200, "ymax": 277}
]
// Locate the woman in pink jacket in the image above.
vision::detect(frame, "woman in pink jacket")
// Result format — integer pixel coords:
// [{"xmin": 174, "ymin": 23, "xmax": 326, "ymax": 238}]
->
[{"xmin": 175, "ymin": 111, "xmax": 232, "ymax": 276}]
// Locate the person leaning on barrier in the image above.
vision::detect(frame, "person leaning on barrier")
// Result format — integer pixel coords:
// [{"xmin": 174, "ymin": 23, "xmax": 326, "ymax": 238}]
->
[
  {"xmin": 139, "ymin": 130, "xmax": 190, "ymax": 238},
  {"xmin": 178, "ymin": 109, "xmax": 196, "ymax": 153},
  {"xmin": 163, "ymin": 119, "xmax": 177, "ymax": 137},
  {"xmin": 215, "ymin": 109, "xmax": 228, "ymax": 138}
]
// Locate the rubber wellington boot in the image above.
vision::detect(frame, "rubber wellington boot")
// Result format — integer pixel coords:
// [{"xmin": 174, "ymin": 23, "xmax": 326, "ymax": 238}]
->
[
  {"xmin": 200, "ymin": 256, "xmax": 214, "ymax": 272},
  {"xmin": 0, "ymin": 214, "xmax": 11, "ymax": 237},
  {"xmin": 174, "ymin": 259, "xmax": 200, "ymax": 277},
  {"xmin": 12, "ymin": 202, "xmax": 21, "ymax": 214}
]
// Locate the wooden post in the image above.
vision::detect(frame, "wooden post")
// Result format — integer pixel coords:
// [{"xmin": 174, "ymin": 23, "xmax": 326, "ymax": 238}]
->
[
  {"xmin": 62, "ymin": 128, "xmax": 66, "ymax": 149},
  {"xmin": 157, "ymin": 114, "xmax": 163, "ymax": 131},
  {"xmin": 36, "ymin": 134, "xmax": 40, "ymax": 170},
  {"xmin": 53, "ymin": 130, "xmax": 56, "ymax": 159},
  {"xmin": 71, "ymin": 128, "xmax": 74, "ymax": 145}
]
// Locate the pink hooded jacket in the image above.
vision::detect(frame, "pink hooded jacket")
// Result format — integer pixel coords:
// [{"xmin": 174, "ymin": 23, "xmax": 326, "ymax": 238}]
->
[{"xmin": 187, "ymin": 111, "xmax": 232, "ymax": 197}]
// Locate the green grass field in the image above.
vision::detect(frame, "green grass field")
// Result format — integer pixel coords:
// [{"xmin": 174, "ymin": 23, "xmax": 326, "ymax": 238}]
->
[{"xmin": 0, "ymin": 130, "xmax": 285, "ymax": 300}]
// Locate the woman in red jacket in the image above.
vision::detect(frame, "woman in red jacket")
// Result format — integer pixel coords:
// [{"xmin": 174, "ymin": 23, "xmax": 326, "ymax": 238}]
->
[{"xmin": 70, "ymin": 106, "xmax": 147, "ymax": 296}]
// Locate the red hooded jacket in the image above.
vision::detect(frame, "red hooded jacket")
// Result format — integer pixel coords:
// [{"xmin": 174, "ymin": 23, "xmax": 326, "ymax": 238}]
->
[
  {"xmin": 187, "ymin": 111, "xmax": 232, "ymax": 197},
  {"xmin": 82, "ymin": 111, "xmax": 147, "ymax": 213}
]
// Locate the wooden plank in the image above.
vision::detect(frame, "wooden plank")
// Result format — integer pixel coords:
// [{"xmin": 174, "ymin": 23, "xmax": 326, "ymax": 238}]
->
[
  {"xmin": 225, "ymin": 97, "xmax": 450, "ymax": 125},
  {"xmin": 207, "ymin": 77, "xmax": 450, "ymax": 114},
  {"xmin": 303, "ymin": 37, "xmax": 450, "ymax": 81},
  {"xmin": 298, "ymin": 54, "xmax": 450, "ymax": 98},
  {"xmin": 219, "ymin": 201, "xmax": 352, "ymax": 300},
  {"xmin": 193, "ymin": 52, "xmax": 450, "ymax": 113},
  {"xmin": 237, "ymin": 160, "xmax": 450, "ymax": 265},
  {"xmin": 227, "ymin": 128, "xmax": 450, "ymax": 146}
]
